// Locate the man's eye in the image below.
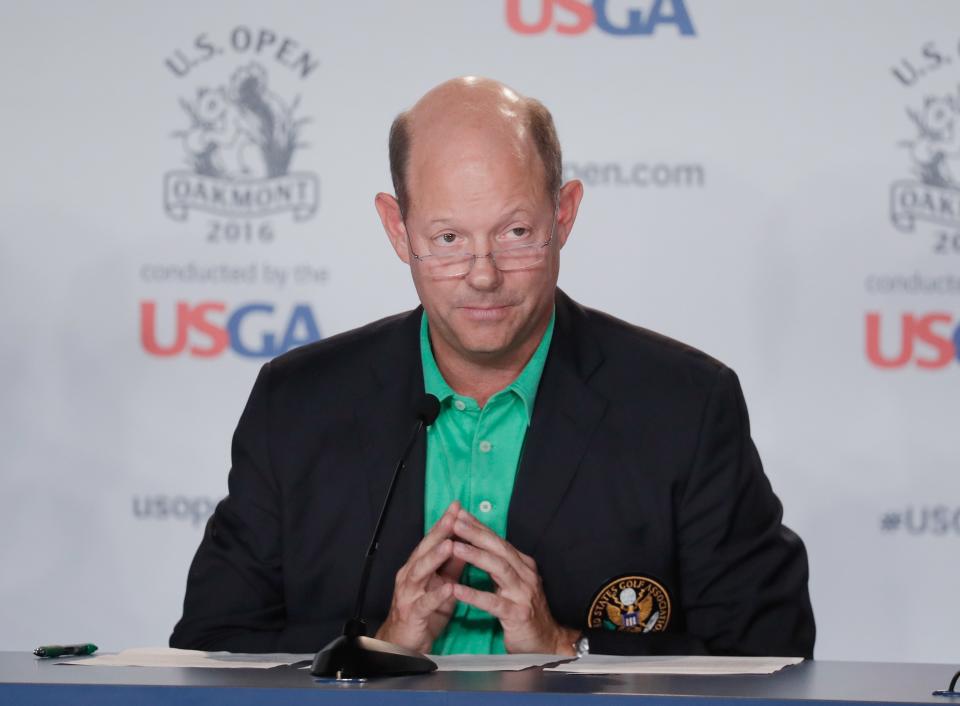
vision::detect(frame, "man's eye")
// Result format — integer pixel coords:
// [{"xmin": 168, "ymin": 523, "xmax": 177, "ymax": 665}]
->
[
  {"xmin": 433, "ymin": 232, "xmax": 459, "ymax": 247},
  {"xmin": 509, "ymin": 227, "xmax": 530, "ymax": 238}
]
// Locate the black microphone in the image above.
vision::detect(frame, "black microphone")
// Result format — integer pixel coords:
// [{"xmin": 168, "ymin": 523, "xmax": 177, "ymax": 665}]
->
[{"xmin": 311, "ymin": 393, "xmax": 441, "ymax": 680}]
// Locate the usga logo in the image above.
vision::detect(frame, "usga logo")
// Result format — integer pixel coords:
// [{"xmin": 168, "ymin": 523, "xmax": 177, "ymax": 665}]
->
[
  {"xmin": 866, "ymin": 312, "xmax": 960, "ymax": 369},
  {"xmin": 506, "ymin": 0, "xmax": 695, "ymax": 36},
  {"xmin": 162, "ymin": 27, "xmax": 320, "ymax": 237},
  {"xmin": 141, "ymin": 301, "xmax": 321, "ymax": 358}
]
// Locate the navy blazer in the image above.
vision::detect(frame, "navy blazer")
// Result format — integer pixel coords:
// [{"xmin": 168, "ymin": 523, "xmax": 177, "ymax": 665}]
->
[{"xmin": 170, "ymin": 290, "xmax": 815, "ymax": 657}]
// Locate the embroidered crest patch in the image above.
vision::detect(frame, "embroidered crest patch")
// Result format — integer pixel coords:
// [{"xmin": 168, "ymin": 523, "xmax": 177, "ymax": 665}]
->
[{"xmin": 587, "ymin": 575, "xmax": 671, "ymax": 633}]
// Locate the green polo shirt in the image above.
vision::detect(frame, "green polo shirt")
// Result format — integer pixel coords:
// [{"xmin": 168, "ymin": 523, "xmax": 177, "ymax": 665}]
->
[{"xmin": 420, "ymin": 309, "xmax": 555, "ymax": 655}]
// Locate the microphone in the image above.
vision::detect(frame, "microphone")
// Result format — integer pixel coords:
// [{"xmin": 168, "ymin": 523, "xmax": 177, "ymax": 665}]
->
[{"xmin": 311, "ymin": 394, "xmax": 442, "ymax": 680}]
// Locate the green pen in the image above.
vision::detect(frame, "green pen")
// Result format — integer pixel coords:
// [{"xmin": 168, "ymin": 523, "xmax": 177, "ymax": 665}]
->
[{"xmin": 33, "ymin": 643, "xmax": 98, "ymax": 658}]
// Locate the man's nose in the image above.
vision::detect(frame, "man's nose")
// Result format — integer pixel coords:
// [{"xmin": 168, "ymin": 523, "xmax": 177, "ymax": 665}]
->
[{"xmin": 464, "ymin": 251, "xmax": 502, "ymax": 291}]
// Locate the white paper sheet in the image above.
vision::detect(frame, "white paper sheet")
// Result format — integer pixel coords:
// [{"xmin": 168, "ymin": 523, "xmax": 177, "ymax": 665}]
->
[
  {"xmin": 545, "ymin": 655, "xmax": 804, "ymax": 675},
  {"xmin": 429, "ymin": 653, "xmax": 568, "ymax": 671},
  {"xmin": 62, "ymin": 647, "xmax": 313, "ymax": 669},
  {"xmin": 63, "ymin": 647, "xmax": 800, "ymax": 676},
  {"xmin": 62, "ymin": 646, "xmax": 566, "ymax": 672}
]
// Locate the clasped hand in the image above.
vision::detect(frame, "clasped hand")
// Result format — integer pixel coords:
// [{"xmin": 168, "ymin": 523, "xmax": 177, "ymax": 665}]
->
[{"xmin": 375, "ymin": 501, "xmax": 578, "ymax": 655}]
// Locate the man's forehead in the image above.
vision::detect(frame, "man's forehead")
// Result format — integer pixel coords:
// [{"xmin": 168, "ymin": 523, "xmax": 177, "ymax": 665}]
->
[
  {"xmin": 407, "ymin": 142, "xmax": 545, "ymax": 209},
  {"xmin": 411, "ymin": 125, "xmax": 532, "ymax": 170},
  {"xmin": 424, "ymin": 204, "xmax": 539, "ymax": 227},
  {"xmin": 403, "ymin": 130, "xmax": 548, "ymax": 218},
  {"xmin": 410, "ymin": 113, "xmax": 530, "ymax": 160}
]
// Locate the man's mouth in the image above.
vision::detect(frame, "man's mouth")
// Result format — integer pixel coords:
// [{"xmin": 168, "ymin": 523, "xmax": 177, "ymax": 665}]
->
[{"xmin": 458, "ymin": 304, "xmax": 514, "ymax": 321}]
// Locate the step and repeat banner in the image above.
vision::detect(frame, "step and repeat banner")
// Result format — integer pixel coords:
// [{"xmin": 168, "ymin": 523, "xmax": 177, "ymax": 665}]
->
[{"xmin": 1, "ymin": 1, "xmax": 957, "ymax": 662}]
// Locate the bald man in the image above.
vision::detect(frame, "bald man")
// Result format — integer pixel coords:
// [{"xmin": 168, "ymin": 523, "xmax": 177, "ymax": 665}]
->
[{"xmin": 171, "ymin": 78, "xmax": 815, "ymax": 659}]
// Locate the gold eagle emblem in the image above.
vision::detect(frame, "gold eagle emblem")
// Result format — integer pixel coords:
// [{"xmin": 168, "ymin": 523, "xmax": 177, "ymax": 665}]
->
[
  {"xmin": 606, "ymin": 591, "xmax": 654, "ymax": 626},
  {"xmin": 587, "ymin": 575, "xmax": 671, "ymax": 633}
]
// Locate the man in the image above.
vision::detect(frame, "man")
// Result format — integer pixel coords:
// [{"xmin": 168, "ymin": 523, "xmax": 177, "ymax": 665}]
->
[{"xmin": 171, "ymin": 77, "xmax": 815, "ymax": 658}]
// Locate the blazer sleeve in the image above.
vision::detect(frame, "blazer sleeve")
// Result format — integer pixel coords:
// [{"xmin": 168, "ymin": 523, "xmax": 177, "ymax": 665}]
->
[
  {"xmin": 672, "ymin": 366, "xmax": 815, "ymax": 657},
  {"xmin": 169, "ymin": 362, "xmax": 344, "ymax": 652},
  {"xmin": 582, "ymin": 366, "xmax": 814, "ymax": 658}
]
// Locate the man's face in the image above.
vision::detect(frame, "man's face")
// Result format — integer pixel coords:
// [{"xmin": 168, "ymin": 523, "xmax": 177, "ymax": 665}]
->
[{"xmin": 397, "ymin": 131, "xmax": 564, "ymax": 364}]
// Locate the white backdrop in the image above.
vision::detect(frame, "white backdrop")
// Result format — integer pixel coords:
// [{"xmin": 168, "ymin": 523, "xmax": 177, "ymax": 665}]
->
[{"xmin": 1, "ymin": 1, "xmax": 958, "ymax": 663}]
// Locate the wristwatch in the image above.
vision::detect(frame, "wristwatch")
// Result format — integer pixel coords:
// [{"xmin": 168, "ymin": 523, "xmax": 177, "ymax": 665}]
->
[{"xmin": 574, "ymin": 634, "xmax": 590, "ymax": 658}]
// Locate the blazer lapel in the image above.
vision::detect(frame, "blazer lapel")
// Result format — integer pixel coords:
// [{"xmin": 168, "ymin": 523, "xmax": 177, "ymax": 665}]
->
[
  {"xmin": 352, "ymin": 308, "xmax": 427, "ymax": 551},
  {"xmin": 507, "ymin": 291, "xmax": 607, "ymax": 556}
]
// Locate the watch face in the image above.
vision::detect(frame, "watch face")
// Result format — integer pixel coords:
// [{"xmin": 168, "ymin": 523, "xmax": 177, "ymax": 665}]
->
[{"xmin": 575, "ymin": 636, "xmax": 590, "ymax": 657}]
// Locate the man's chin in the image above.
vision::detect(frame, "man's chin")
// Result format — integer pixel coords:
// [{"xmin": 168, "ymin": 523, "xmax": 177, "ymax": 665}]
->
[
  {"xmin": 456, "ymin": 339, "xmax": 513, "ymax": 359},
  {"xmin": 449, "ymin": 330, "xmax": 518, "ymax": 360}
]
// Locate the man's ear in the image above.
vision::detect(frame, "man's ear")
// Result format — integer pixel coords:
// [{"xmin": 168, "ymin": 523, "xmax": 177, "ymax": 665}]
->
[
  {"xmin": 375, "ymin": 192, "xmax": 410, "ymax": 264},
  {"xmin": 555, "ymin": 179, "xmax": 584, "ymax": 249}
]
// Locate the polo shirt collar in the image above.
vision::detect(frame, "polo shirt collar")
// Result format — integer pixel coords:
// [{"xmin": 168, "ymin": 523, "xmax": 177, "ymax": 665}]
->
[{"xmin": 419, "ymin": 307, "xmax": 556, "ymax": 425}]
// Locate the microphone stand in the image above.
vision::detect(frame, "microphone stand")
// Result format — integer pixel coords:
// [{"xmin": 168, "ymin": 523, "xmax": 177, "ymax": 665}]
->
[{"xmin": 311, "ymin": 398, "xmax": 440, "ymax": 680}]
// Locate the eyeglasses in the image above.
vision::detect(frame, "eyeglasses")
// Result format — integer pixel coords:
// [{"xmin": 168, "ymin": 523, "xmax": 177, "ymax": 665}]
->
[{"xmin": 406, "ymin": 217, "xmax": 557, "ymax": 280}]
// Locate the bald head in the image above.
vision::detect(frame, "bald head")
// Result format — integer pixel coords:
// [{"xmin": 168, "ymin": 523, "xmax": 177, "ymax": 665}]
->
[{"xmin": 389, "ymin": 77, "xmax": 562, "ymax": 216}]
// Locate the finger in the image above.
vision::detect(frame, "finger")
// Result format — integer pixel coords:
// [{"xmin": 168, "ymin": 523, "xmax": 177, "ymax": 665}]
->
[
  {"xmin": 428, "ymin": 502, "xmax": 461, "ymax": 538},
  {"xmin": 444, "ymin": 499, "xmax": 462, "ymax": 516},
  {"xmin": 413, "ymin": 581, "xmax": 455, "ymax": 617},
  {"xmin": 438, "ymin": 554, "xmax": 467, "ymax": 582},
  {"xmin": 453, "ymin": 514, "xmax": 500, "ymax": 545},
  {"xmin": 517, "ymin": 551, "xmax": 537, "ymax": 572},
  {"xmin": 453, "ymin": 518, "xmax": 527, "ymax": 572},
  {"xmin": 454, "ymin": 511, "xmax": 534, "ymax": 580},
  {"xmin": 452, "ymin": 541, "xmax": 523, "ymax": 589},
  {"xmin": 407, "ymin": 538, "xmax": 454, "ymax": 585},
  {"xmin": 453, "ymin": 583, "xmax": 512, "ymax": 620},
  {"xmin": 432, "ymin": 501, "xmax": 462, "ymax": 532},
  {"xmin": 456, "ymin": 507, "xmax": 485, "ymax": 529},
  {"xmin": 409, "ymin": 506, "xmax": 459, "ymax": 563},
  {"xmin": 401, "ymin": 503, "xmax": 464, "ymax": 584}
]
